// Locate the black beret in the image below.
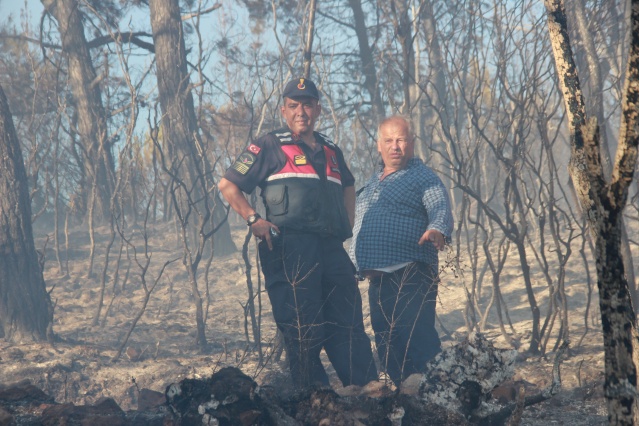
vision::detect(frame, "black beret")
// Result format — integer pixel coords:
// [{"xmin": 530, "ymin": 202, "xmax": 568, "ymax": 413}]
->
[{"xmin": 282, "ymin": 77, "xmax": 320, "ymax": 99}]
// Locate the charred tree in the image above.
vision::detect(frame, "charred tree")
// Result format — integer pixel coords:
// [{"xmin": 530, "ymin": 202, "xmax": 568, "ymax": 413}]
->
[
  {"xmin": 148, "ymin": 0, "xmax": 235, "ymax": 256},
  {"xmin": 149, "ymin": 0, "xmax": 235, "ymax": 347},
  {"xmin": 387, "ymin": 0, "xmax": 417, "ymax": 117},
  {"xmin": 347, "ymin": 0, "xmax": 385, "ymax": 120},
  {"xmin": 571, "ymin": 0, "xmax": 638, "ymax": 310},
  {"xmin": 545, "ymin": 0, "xmax": 639, "ymax": 424},
  {"xmin": 40, "ymin": 0, "xmax": 115, "ymax": 221},
  {"xmin": 0, "ymin": 84, "xmax": 53, "ymax": 342},
  {"xmin": 302, "ymin": 0, "xmax": 317, "ymax": 79}
]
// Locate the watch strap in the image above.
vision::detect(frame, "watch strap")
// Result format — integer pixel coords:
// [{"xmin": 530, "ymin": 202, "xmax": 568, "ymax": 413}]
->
[{"xmin": 247, "ymin": 213, "xmax": 261, "ymax": 226}]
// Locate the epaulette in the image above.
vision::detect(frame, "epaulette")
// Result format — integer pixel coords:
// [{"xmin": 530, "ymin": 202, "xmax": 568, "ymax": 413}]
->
[
  {"xmin": 271, "ymin": 130, "xmax": 295, "ymax": 144},
  {"xmin": 270, "ymin": 129, "xmax": 337, "ymax": 147}
]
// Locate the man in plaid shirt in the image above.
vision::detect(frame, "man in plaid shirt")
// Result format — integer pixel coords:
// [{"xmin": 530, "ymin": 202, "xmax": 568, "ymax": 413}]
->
[{"xmin": 349, "ymin": 115, "xmax": 454, "ymax": 386}]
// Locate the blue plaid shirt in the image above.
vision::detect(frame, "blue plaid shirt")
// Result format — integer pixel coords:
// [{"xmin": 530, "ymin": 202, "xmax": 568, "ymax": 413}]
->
[{"xmin": 349, "ymin": 157, "xmax": 454, "ymax": 271}]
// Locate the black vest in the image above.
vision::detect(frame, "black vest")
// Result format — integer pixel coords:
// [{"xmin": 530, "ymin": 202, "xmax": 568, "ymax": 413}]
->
[{"xmin": 260, "ymin": 129, "xmax": 352, "ymax": 240}]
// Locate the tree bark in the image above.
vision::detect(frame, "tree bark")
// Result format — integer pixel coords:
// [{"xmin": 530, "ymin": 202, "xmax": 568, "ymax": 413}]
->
[
  {"xmin": 572, "ymin": 0, "xmax": 638, "ymax": 309},
  {"xmin": 545, "ymin": 0, "xmax": 639, "ymax": 423},
  {"xmin": 149, "ymin": 0, "xmax": 236, "ymax": 346},
  {"xmin": 347, "ymin": 0, "xmax": 384, "ymax": 119},
  {"xmin": 149, "ymin": 0, "xmax": 235, "ymax": 257},
  {"xmin": 0, "ymin": 84, "xmax": 53, "ymax": 342},
  {"xmin": 389, "ymin": 0, "xmax": 416, "ymax": 115},
  {"xmin": 302, "ymin": 0, "xmax": 317, "ymax": 79},
  {"xmin": 40, "ymin": 0, "xmax": 115, "ymax": 221}
]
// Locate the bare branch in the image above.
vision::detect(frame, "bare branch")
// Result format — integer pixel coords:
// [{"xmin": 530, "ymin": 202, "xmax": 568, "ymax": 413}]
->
[{"xmin": 181, "ymin": 3, "xmax": 222, "ymax": 21}]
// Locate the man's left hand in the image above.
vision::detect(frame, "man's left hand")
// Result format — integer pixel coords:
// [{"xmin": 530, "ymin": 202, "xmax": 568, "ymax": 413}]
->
[{"xmin": 418, "ymin": 229, "xmax": 446, "ymax": 250}]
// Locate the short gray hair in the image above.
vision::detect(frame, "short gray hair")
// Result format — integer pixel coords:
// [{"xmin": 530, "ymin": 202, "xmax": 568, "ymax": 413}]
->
[{"xmin": 376, "ymin": 115, "xmax": 415, "ymax": 141}]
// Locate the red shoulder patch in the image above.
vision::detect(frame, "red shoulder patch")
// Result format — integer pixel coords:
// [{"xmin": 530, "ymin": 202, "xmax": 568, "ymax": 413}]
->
[{"xmin": 247, "ymin": 144, "xmax": 261, "ymax": 154}]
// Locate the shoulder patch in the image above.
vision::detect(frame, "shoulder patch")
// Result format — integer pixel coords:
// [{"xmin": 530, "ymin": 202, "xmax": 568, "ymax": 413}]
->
[
  {"xmin": 231, "ymin": 152, "xmax": 256, "ymax": 175},
  {"xmin": 247, "ymin": 143, "xmax": 261, "ymax": 154}
]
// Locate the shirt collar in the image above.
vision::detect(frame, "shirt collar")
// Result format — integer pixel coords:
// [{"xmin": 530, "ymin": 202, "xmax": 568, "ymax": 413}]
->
[{"xmin": 377, "ymin": 157, "xmax": 422, "ymax": 176}]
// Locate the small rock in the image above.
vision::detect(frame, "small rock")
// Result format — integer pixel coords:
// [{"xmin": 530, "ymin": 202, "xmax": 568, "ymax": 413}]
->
[
  {"xmin": 41, "ymin": 398, "xmax": 126, "ymax": 426},
  {"xmin": 138, "ymin": 388, "xmax": 166, "ymax": 411},
  {"xmin": 491, "ymin": 380, "xmax": 536, "ymax": 404},
  {"xmin": 0, "ymin": 381, "xmax": 52, "ymax": 403},
  {"xmin": 491, "ymin": 382, "xmax": 517, "ymax": 403},
  {"xmin": 6, "ymin": 349, "xmax": 24, "ymax": 360},
  {"xmin": 400, "ymin": 374, "xmax": 424, "ymax": 396},
  {"xmin": 126, "ymin": 347, "xmax": 141, "ymax": 361}
]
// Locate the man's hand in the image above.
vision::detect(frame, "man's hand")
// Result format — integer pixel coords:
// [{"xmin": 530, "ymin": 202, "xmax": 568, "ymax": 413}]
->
[
  {"xmin": 218, "ymin": 178, "xmax": 281, "ymax": 251},
  {"xmin": 418, "ymin": 229, "xmax": 446, "ymax": 250},
  {"xmin": 251, "ymin": 219, "xmax": 280, "ymax": 251}
]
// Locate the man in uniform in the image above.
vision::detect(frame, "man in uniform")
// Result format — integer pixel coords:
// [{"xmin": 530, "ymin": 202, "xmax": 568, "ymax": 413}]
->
[
  {"xmin": 350, "ymin": 115, "xmax": 454, "ymax": 386},
  {"xmin": 219, "ymin": 77, "xmax": 376, "ymax": 389}
]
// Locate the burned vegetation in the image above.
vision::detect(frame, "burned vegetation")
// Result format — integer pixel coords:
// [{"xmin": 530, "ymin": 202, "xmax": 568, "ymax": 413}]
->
[{"xmin": 0, "ymin": 333, "xmax": 568, "ymax": 425}]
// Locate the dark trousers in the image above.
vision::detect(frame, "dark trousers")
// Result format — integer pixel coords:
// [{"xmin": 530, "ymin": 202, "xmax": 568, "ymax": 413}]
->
[
  {"xmin": 368, "ymin": 262, "xmax": 440, "ymax": 384},
  {"xmin": 259, "ymin": 233, "xmax": 377, "ymax": 389}
]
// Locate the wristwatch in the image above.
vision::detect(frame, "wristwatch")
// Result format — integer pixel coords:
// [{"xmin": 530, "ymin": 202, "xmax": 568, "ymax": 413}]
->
[{"xmin": 246, "ymin": 213, "xmax": 261, "ymax": 226}]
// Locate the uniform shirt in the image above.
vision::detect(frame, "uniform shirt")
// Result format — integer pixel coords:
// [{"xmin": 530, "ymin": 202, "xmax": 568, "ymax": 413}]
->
[
  {"xmin": 224, "ymin": 129, "xmax": 355, "ymax": 194},
  {"xmin": 349, "ymin": 157, "xmax": 453, "ymax": 271}
]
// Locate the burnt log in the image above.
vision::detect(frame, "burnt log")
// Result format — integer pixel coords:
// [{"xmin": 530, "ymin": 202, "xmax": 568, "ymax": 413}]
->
[
  {"xmin": 471, "ymin": 341, "xmax": 568, "ymax": 425},
  {"xmin": 0, "ymin": 336, "xmax": 568, "ymax": 425},
  {"xmin": 166, "ymin": 366, "xmax": 280, "ymax": 425},
  {"xmin": 416, "ymin": 331, "xmax": 519, "ymax": 415}
]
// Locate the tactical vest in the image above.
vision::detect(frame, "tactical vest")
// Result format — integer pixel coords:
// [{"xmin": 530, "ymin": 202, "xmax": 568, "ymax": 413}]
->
[{"xmin": 260, "ymin": 129, "xmax": 352, "ymax": 240}]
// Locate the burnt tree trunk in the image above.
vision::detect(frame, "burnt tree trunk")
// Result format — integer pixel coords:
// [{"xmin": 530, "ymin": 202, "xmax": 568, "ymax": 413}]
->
[
  {"xmin": 149, "ymin": 0, "xmax": 235, "ymax": 346},
  {"xmin": 389, "ymin": 0, "xmax": 416, "ymax": 117},
  {"xmin": 302, "ymin": 0, "xmax": 317, "ymax": 79},
  {"xmin": 545, "ymin": 0, "xmax": 639, "ymax": 424},
  {"xmin": 347, "ymin": 0, "xmax": 385, "ymax": 120},
  {"xmin": 148, "ymin": 0, "xmax": 235, "ymax": 256},
  {"xmin": 41, "ymin": 0, "xmax": 115, "ymax": 221},
  {"xmin": 572, "ymin": 0, "xmax": 638, "ymax": 310},
  {"xmin": 0, "ymin": 85, "xmax": 53, "ymax": 342}
]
